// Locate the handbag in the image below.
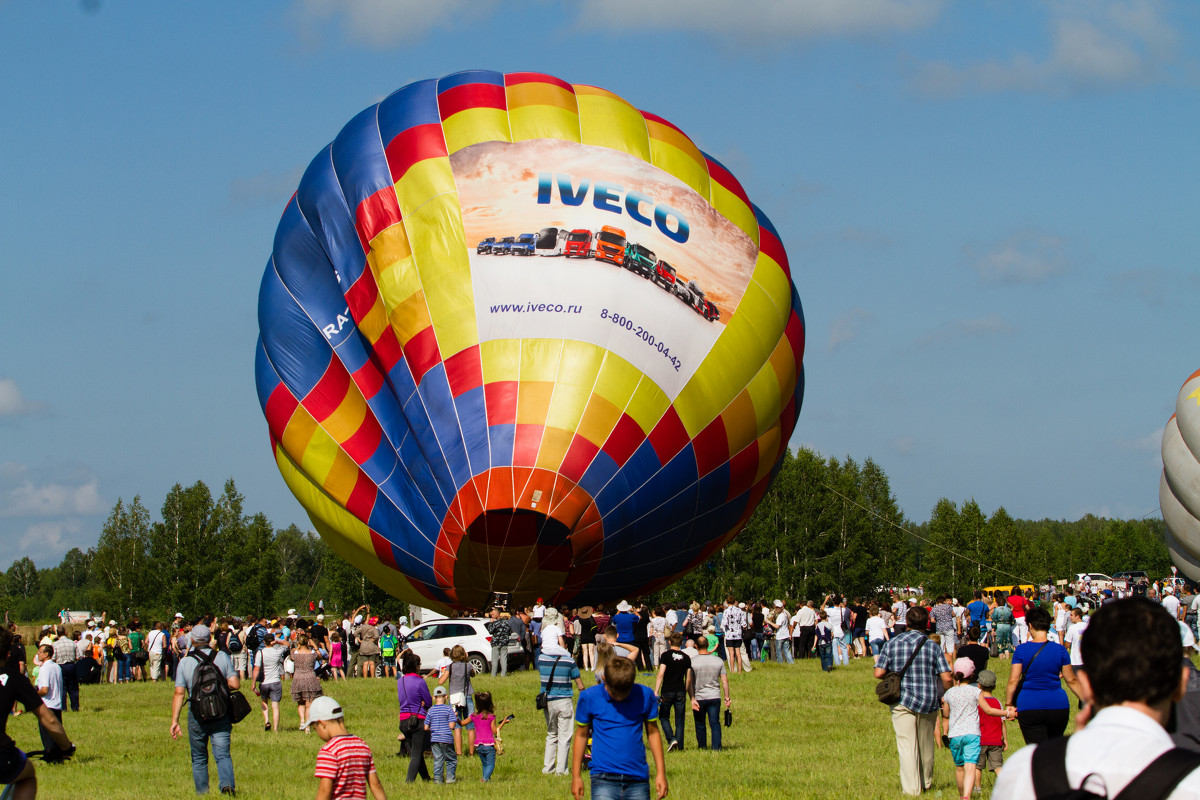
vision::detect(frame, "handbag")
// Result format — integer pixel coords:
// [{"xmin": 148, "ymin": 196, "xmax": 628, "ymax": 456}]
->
[
  {"xmin": 229, "ymin": 690, "xmax": 252, "ymax": 724},
  {"xmin": 536, "ymin": 657, "xmax": 562, "ymax": 710},
  {"xmin": 494, "ymin": 735, "xmax": 505, "ymax": 756},
  {"xmin": 723, "ymin": 708, "xmax": 732, "ymax": 728},
  {"xmin": 875, "ymin": 634, "xmax": 928, "ymax": 705}
]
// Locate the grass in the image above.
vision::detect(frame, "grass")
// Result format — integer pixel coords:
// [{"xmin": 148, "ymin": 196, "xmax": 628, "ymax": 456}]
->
[{"xmin": 17, "ymin": 654, "xmax": 1043, "ymax": 799}]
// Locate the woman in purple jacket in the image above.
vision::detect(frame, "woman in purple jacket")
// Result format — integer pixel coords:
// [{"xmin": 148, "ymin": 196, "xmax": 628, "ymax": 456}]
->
[{"xmin": 397, "ymin": 651, "xmax": 433, "ymax": 782}]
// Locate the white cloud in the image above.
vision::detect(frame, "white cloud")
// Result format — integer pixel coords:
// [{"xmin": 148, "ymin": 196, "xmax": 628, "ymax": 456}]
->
[
  {"xmin": 913, "ymin": 0, "xmax": 1182, "ymax": 96},
  {"xmin": 0, "ymin": 378, "xmax": 43, "ymax": 417},
  {"xmin": 1, "ymin": 475, "xmax": 106, "ymax": 518},
  {"xmin": 1117, "ymin": 426, "xmax": 1164, "ymax": 452},
  {"xmin": 18, "ymin": 519, "xmax": 80, "ymax": 555},
  {"xmin": 966, "ymin": 230, "xmax": 1069, "ymax": 285},
  {"xmin": 575, "ymin": 0, "xmax": 946, "ymax": 40},
  {"xmin": 827, "ymin": 308, "xmax": 874, "ymax": 352},
  {"xmin": 228, "ymin": 165, "xmax": 306, "ymax": 209},
  {"xmin": 291, "ymin": 0, "xmax": 493, "ymax": 48},
  {"xmin": 916, "ymin": 314, "xmax": 1016, "ymax": 347}
]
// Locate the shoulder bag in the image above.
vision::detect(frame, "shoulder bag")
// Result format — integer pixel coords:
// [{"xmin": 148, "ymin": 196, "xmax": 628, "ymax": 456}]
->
[
  {"xmin": 536, "ymin": 657, "xmax": 562, "ymax": 710},
  {"xmin": 875, "ymin": 634, "xmax": 928, "ymax": 705}
]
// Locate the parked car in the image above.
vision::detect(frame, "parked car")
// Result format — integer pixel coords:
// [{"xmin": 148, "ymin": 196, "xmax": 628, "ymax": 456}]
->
[
  {"xmin": 700, "ymin": 299, "xmax": 720, "ymax": 322},
  {"xmin": 402, "ymin": 617, "xmax": 522, "ymax": 674},
  {"xmin": 653, "ymin": 259, "xmax": 677, "ymax": 291},
  {"xmin": 492, "ymin": 236, "xmax": 515, "ymax": 255},
  {"xmin": 563, "ymin": 229, "xmax": 593, "ymax": 258},
  {"xmin": 476, "ymin": 237, "xmax": 496, "ymax": 254},
  {"xmin": 535, "ymin": 227, "xmax": 568, "ymax": 256},
  {"xmin": 623, "ymin": 243, "xmax": 656, "ymax": 277},
  {"xmin": 512, "ymin": 233, "xmax": 537, "ymax": 256},
  {"xmin": 1074, "ymin": 572, "xmax": 1115, "ymax": 591},
  {"xmin": 593, "ymin": 225, "xmax": 627, "ymax": 266}
]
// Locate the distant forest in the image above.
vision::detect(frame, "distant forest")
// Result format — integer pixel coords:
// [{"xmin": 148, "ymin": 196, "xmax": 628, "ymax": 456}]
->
[{"xmin": 1, "ymin": 448, "xmax": 1170, "ymax": 622}]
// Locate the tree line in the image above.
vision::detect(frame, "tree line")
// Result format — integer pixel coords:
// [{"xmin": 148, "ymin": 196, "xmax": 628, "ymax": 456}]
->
[{"xmin": 2, "ymin": 449, "xmax": 1172, "ymax": 621}]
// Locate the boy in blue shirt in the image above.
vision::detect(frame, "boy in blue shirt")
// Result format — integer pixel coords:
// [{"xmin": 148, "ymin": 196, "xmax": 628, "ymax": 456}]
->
[
  {"xmin": 571, "ymin": 657, "xmax": 668, "ymax": 800},
  {"xmin": 425, "ymin": 686, "xmax": 460, "ymax": 783}
]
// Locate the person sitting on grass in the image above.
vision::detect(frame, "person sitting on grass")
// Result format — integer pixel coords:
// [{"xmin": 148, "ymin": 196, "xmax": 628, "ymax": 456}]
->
[
  {"xmin": 309, "ymin": 695, "xmax": 387, "ymax": 800},
  {"xmin": 571, "ymin": 656, "xmax": 668, "ymax": 800}
]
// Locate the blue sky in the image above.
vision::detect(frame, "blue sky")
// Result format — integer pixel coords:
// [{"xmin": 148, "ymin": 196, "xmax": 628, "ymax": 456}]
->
[{"xmin": 3, "ymin": 0, "xmax": 1198, "ymax": 570}]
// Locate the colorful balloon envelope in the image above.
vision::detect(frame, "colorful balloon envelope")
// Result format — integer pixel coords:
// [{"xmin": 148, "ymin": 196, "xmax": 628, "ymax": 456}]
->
[
  {"xmin": 1162, "ymin": 369, "xmax": 1200, "ymax": 581},
  {"xmin": 255, "ymin": 71, "xmax": 805, "ymax": 611}
]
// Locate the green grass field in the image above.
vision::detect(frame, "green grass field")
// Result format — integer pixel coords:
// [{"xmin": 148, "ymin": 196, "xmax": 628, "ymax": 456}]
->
[{"xmin": 14, "ymin": 656, "xmax": 1042, "ymax": 799}]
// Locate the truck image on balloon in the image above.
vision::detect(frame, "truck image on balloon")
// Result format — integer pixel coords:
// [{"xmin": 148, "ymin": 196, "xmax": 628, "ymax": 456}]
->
[{"xmin": 255, "ymin": 71, "xmax": 804, "ymax": 612}]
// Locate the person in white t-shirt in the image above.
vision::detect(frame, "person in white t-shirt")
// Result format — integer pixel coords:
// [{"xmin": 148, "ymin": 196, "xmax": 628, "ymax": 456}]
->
[
  {"xmin": 769, "ymin": 600, "xmax": 792, "ymax": 664},
  {"xmin": 864, "ymin": 605, "xmax": 890, "ymax": 665},
  {"xmin": 1163, "ymin": 587, "xmax": 1181, "ymax": 620},
  {"xmin": 1063, "ymin": 607, "xmax": 1088, "ymax": 674},
  {"xmin": 35, "ymin": 644, "xmax": 65, "ymax": 752},
  {"xmin": 824, "ymin": 596, "xmax": 847, "ymax": 666}
]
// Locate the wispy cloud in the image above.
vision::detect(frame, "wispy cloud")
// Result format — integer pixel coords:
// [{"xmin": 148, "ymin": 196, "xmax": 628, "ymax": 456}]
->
[
  {"xmin": 1117, "ymin": 426, "xmax": 1164, "ymax": 452},
  {"xmin": 913, "ymin": 0, "xmax": 1183, "ymax": 97},
  {"xmin": 291, "ymin": 0, "xmax": 493, "ymax": 48},
  {"xmin": 891, "ymin": 436, "xmax": 917, "ymax": 455},
  {"xmin": 827, "ymin": 308, "xmax": 874, "ymax": 352},
  {"xmin": 965, "ymin": 230, "xmax": 1069, "ymax": 285},
  {"xmin": 576, "ymin": 0, "xmax": 945, "ymax": 41},
  {"xmin": 916, "ymin": 314, "xmax": 1016, "ymax": 347},
  {"xmin": 1112, "ymin": 267, "xmax": 1200, "ymax": 307},
  {"xmin": 228, "ymin": 165, "xmax": 306, "ymax": 210},
  {"xmin": 0, "ymin": 467, "xmax": 106, "ymax": 518},
  {"xmin": 0, "ymin": 378, "xmax": 44, "ymax": 417}
]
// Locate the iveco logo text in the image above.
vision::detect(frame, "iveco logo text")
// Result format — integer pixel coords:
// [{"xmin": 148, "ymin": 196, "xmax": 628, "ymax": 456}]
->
[{"xmin": 535, "ymin": 173, "xmax": 689, "ymax": 244}]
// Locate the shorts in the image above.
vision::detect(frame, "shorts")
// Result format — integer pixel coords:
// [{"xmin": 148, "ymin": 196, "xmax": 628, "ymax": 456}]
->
[
  {"xmin": 977, "ymin": 744, "xmax": 1004, "ymax": 771},
  {"xmin": 381, "ymin": 654, "xmax": 396, "ymax": 667},
  {"xmin": 260, "ymin": 682, "xmax": 283, "ymax": 702},
  {"xmin": 949, "ymin": 735, "xmax": 981, "ymax": 767},
  {"xmin": 0, "ymin": 745, "xmax": 28, "ymax": 784},
  {"xmin": 726, "ymin": 639, "xmax": 742, "ymax": 649}
]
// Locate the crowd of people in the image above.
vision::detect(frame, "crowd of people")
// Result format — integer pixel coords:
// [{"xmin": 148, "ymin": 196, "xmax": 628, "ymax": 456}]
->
[{"xmin": 7, "ymin": 580, "xmax": 1200, "ymax": 798}]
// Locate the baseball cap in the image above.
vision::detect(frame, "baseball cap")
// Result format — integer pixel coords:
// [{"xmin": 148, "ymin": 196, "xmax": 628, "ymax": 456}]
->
[
  {"xmin": 354, "ymin": 615, "xmax": 363, "ymax": 624},
  {"xmin": 952, "ymin": 657, "xmax": 975, "ymax": 678},
  {"xmin": 288, "ymin": 608, "xmax": 297, "ymax": 616},
  {"xmin": 190, "ymin": 624, "xmax": 212, "ymax": 642},
  {"xmin": 309, "ymin": 696, "xmax": 344, "ymax": 723},
  {"xmin": 175, "ymin": 612, "xmax": 184, "ymax": 618},
  {"xmin": 433, "ymin": 686, "xmax": 448, "ymax": 697},
  {"xmin": 977, "ymin": 669, "xmax": 997, "ymax": 689}
]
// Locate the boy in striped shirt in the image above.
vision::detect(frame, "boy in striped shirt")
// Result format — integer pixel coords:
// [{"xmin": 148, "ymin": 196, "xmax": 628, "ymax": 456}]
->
[
  {"xmin": 309, "ymin": 696, "xmax": 387, "ymax": 800},
  {"xmin": 425, "ymin": 686, "xmax": 461, "ymax": 783}
]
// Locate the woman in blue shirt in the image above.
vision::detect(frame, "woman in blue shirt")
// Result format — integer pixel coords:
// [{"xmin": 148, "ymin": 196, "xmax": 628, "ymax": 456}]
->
[{"xmin": 1005, "ymin": 606, "xmax": 1082, "ymax": 743}]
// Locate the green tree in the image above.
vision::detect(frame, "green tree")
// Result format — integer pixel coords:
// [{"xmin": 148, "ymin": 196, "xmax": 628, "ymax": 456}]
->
[{"xmin": 91, "ymin": 497, "xmax": 152, "ymax": 615}]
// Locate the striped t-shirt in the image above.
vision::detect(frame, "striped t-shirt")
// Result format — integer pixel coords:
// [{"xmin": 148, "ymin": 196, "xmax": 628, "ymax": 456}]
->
[
  {"xmin": 314, "ymin": 735, "xmax": 376, "ymax": 800},
  {"xmin": 425, "ymin": 703, "xmax": 457, "ymax": 744}
]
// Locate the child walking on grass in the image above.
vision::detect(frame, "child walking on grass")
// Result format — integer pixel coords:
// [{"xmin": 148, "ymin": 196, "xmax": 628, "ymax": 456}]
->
[
  {"xmin": 942, "ymin": 658, "xmax": 1010, "ymax": 800},
  {"xmin": 426, "ymin": 686, "xmax": 461, "ymax": 784},
  {"xmin": 468, "ymin": 691, "xmax": 512, "ymax": 782},
  {"xmin": 309, "ymin": 695, "xmax": 388, "ymax": 800},
  {"xmin": 975, "ymin": 669, "xmax": 1009, "ymax": 789}
]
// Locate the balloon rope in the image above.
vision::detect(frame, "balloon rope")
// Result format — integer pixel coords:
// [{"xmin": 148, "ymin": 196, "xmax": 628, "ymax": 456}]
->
[{"xmin": 820, "ymin": 482, "xmax": 1040, "ymax": 588}]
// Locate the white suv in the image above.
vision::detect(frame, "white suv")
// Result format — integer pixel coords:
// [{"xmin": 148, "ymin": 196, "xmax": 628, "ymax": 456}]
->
[{"xmin": 403, "ymin": 617, "xmax": 522, "ymax": 674}]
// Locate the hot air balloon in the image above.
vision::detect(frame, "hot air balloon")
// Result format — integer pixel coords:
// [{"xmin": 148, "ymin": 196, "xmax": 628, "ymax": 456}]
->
[
  {"xmin": 1162, "ymin": 369, "xmax": 1200, "ymax": 582},
  {"xmin": 255, "ymin": 71, "xmax": 804, "ymax": 611}
]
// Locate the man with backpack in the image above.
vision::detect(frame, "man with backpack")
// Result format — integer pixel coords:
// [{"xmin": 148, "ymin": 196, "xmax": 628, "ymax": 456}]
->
[
  {"xmin": 170, "ymin": 624, "xmax": 240, "ymax": 796},
  {"xmin": 993, "ymin": 597, "xmax": 1200, "ymax": 799}
]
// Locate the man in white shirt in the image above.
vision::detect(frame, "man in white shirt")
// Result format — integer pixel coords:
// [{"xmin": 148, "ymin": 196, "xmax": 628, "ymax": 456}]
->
[
  {"xmin": 1164, "ymin": 586, "xmax": 1182, "ymax": 620},
  {"xmin": 35, "ymin": 644, "xmax": 65, "ymax": 752},
  {"xmin": 1063, "ymin": 607, "xmax": 1088, "ymax": 675},
  {"xmin": 770, "ymin": 600, "xmax": 793, "ymax": 664},
  {"xmin": 993, "ymin": 598, "xmax": 1200, "ymax": 798},
  {"xmin": 147, "ymin": 622, "xmax": 168, "ymax": 682}
]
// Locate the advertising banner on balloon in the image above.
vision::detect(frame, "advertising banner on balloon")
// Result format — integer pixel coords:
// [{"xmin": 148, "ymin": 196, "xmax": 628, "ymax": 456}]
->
[{"xmin": 452, "ymin": 139, "xmax": 758, "ymax": 398}]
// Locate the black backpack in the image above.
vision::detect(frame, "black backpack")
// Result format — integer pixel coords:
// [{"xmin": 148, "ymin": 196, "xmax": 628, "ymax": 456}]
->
[
  {"xmin": 246, "ymin": 625, "xmax": 264, "ymax": 653},
  {"xmin": 189, "ymin": 649, "xmax": 230, "ymax": 723},
  {"xmin": 228, "ymin": 632, "xmax": 243, "ymax": 653},
  {"xmin": 1032, "ymin": 734, "xmax": 1200, "ymax": 799}
]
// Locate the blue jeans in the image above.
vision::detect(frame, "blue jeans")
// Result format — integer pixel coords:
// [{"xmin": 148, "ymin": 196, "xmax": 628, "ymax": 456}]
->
[
  {"xmin": 775, "ymin": 639, "xmax": 793, "ymax": 664},
  {"xmin": 693, "ymin": 698, "xmax": 722, "ymax": 750},
  {"xmin": 833, "ymin": 634, "xmax": 850, "ymax": 666},
  {"xmin": 431, "ymin": 741, "xmax": 457, "ymax": 782},
  {"xmin": 187, "ymin": 711, "xmax": 234, "ymax": 794},
  {"xmin": 591, "ymin": 772, "xmax": 650, "ymax": 800},
  {"xmin": 118, "ymin": 653, "xmax": 131, "ymax": 682},
  {"xmin": 477, "ymin": 743, "xmax": 496, "ymax": 781},
  {"xmin": 817, "ymin": 642, "xmax": 833, "ymax": 671},
  {"xmin": 658, "ymin": 690, "xmax": 687, "ymax": 747},
  {"xmin": 870, "ymin": 638, "xmax": 886, "ymax": 656}
]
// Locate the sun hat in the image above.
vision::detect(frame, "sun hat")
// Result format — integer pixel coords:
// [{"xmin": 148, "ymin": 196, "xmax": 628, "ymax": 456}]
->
[
  {"xmin": 616, "ymin": 600, "xmax": 632, "ymax": 612},
  {"xmin": 308, "ymin": 696, "xmax": 344, "ymax": 723},
  {"xmin": 977, "ymin": 669, "xmax": 997, "ymax": 689},
  {"xmin": 952, "ymin": 657, "xmax": 975, "ymax": 678}
]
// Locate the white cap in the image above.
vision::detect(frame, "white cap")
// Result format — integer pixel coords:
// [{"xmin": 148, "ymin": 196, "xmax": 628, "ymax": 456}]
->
[
  {"xmin": 738, "ymin": 602, "xmax": 746, "ymax": 609},
  {"xmin": 773, "ymin": 599, "xmax": 783, "ymax": 608},
  {"xmin": 316, "ymin": 614, "xmax": 324, "ymax": 621},
  {"xmin": 308, "ymin": 696, "xmax": 344, "ymax": 723},
  {"xmin": 288, "ymin": 608, "xmax": 297, "ymax": 616},
  {"xmin": 354, "ymin": 615, "xmax": 363, "ymax": 624},
  {"xmin": 175, "ymin": 612, "xmax": 184, "ymax": 618}
]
